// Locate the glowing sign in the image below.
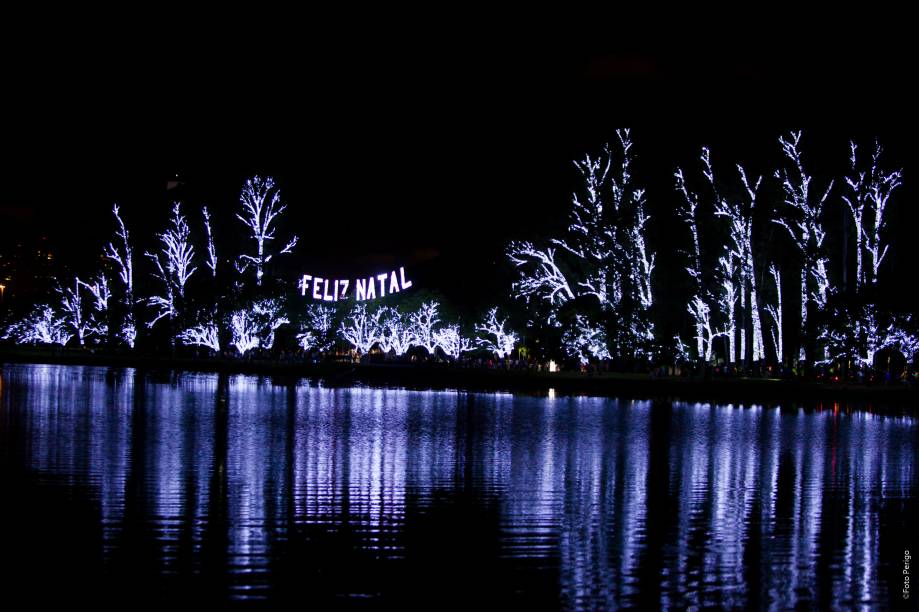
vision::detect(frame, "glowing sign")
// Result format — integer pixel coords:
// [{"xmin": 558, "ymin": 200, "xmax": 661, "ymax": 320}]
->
[{"xmin": 300, "ymin": 266, "xmax": 413, "ymax": 302}]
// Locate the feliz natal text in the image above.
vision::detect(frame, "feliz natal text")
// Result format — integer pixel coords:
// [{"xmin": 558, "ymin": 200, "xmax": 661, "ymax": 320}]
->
[{"xmin": 300, "ymin": 267, "xmax": 413, "ymax": 302}]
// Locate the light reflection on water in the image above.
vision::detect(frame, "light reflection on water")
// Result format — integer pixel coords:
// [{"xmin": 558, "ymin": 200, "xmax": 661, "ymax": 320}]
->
[{"xmin": 0, "ymin": 363, "xmax": 915, "ymax": 608}]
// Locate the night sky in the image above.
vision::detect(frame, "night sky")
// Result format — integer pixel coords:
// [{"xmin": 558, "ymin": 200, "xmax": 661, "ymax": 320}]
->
[{"xmin": 3, "ymin": 36, "xmax": 917, "ymax": 312}]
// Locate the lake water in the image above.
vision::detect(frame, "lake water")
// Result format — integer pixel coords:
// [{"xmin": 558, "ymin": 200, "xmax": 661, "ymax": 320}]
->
[{"xmin": 0, "ymin": 363, "xmax": 916, "ymax": 608}]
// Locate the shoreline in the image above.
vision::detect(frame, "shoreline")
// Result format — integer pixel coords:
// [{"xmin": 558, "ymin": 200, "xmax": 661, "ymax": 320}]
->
[{"xmin": 2, "ymin": 348, "xmax": 918, "ymax": 410}]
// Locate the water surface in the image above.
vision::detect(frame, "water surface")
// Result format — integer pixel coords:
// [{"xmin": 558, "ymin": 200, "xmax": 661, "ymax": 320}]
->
[{"xmin": 0, "ymin": 364, "xmax": 915, "ymax": 608}]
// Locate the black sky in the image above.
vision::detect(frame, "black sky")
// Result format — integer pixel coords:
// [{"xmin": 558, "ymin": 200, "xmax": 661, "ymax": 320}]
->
[{"xmin": 2, "ymin": 31, "xmax": 916, "ymax": 308}]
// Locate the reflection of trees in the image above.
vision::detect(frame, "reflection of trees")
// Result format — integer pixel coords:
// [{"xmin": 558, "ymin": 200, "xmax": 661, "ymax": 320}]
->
[
  {"xmin": 200, "ymin": 372, "xmax": 228, "ymax": 599},
  {"xmin": 3, "ymin": 364, "xmax": 916, "ymax": 607}
]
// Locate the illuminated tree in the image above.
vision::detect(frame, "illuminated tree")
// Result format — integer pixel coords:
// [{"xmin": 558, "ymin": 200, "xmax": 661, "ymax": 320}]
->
[
  {"xmin": 686, "ymin": 296, "xmax": 727, "ymax": 363},
  {"xmin": 235, "ymin": 176, "xmax": 298, "ymax": 286},
  {"xmin": 339, "ymin": 303, "xmax": 382, "ymax": 354},
  {"xmin": 675, "ymin": 149, "xmax": 742, "ymax": 364},
  {"xmin": 389, "ymin": 308, "xmax": 417, "ymax": 356},
  {"xmin": 296, "ymin": 330, "xmax": 317, "ymax": 351},
  {"xmin": 673, "ymin": 335, "xmax": 691, "ymax": 364},
  {"xmin": 57, "ymin": 277, "xmax": 93, "ymax": 346},
  {"xmin": 103, "ymin": 204, "xmax": 136, "ymax": 347},
  {"xmin": 146, "ymin": 203, "xmax": 197, "ymax": 328},
  {"xmin": 434, "ymin": 324, "xmax": 474, "ymax": 359},
  {"xmin": 765, "ymin": 265, "xmax": 784, "ymax": 364},
  {"xmin": 843, "ymin": 140, "xmax": 903, "ymax": 289},
  {"xmin": 774, "ymin": 131, "xmax": 833, "ymax": 361},
  {"xmin": 78, "ymin": 273, "xmax": 111, "ymax": 339},
  {"xmin": 507, "ymin": 243, "xmax": 575, "ymax": 309},
  {"xmin": 202, "ymin": 206, "xmax": 218, "ymax": 278},
  {"xmin": 409, "ymin": 301, "xmax": 442, "ymax": 355},
  {"xmin": 3, "ymin": 305, "xmax": 71, "ymax": 346},
  {"xmin": 677, "ymin": 147, "xmax": 765, "ymax": 363},
  {"xmin": 562, "ymin": 314, "xmax": 611, "ymax": 365},
  {"xmin": 824, "ymin": 140, "xmax": 906, "ymax": 372},
  {"xmin": 475, "ymin": 307, "xmax": 518, "ymax": 358},
  {"xmin": 253, "ymin": 299, "xmax": 289, "ymax": 350},
  {"xmin": 229, "ymin": 298, "xmax": 289, "ymax": 356},
  {"xmin": 179, "ymin": 322, "xmax": 221, "ymax": 352},
  {"xmin": 822, "ymin": 304, "xmax": 919, "ymax": 369},
  {"xmin": 298, "ymin": 303, "xmax": 337, "ymax": 352},
  {"xmin": 508, "ymin": 129, "xmax": 655, "ymax": 359},
  {"xmin": 230, "ymin": 310, "xmax": 260, "ymax": 356},
  {"xmin": 718, "ymin": 256, "xmax": 738, "ymax": 363},
  {"xmin": 714, "ymin": 164, "xmax": 765, "ymax": 362},
  {"xmin": 377, "ymin": 306, "xmax": 415, "ymax": 356},
  {"xmin": 675, "ymin": 165, "xmax": 707, "ymax": 360},
  {"xmin": 79, "ymin": 273, "xmax": 111, "ymax": 313}
]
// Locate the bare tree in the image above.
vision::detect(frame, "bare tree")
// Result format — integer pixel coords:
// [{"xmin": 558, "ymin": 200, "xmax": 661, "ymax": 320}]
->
[
  {"xmin": 774, "ymin": 131, "xmax": 833, "ymax": 361},
  {"xmin": 339, "ymin": 304, "xmax": 382, "ymax": 354},
  {"xmin": 507, "ymin": 243, "xmax": 575, "ymax": 308},
  {"xmin": 509, "ymin": 129, "xmax": 655, "ymax": 360},
  {"xmin": 57, "ymin": 277, "xmax": 92, "ymax": 345},
  {"xmin": 377, "ymin": 306, "xmax": 415, "ymax": 356},
  {"xmin": 202, "ymin": 206, "xmax": 218, "ymax": 278},
  {"xmin": 713, "ymin": 163, "xmax": 765, "ymax": 362},
  {"xmin": 78, "ymin": 273, "xmax": 111, "ymax": 339},
  {"xmin": 298, "ymin": 304, "xmax": 337, "ymax": 352},
  {"xmin": 719, "ymin": 256, "xmax": 738, "ymax": 363},
  {"xmin": 409, "ymin": 301, "xmax": 442, "ymax": 355},
  {"xmin": 103, "ymin": 204, "xmax": 136, "ymax": 346},
  {"xmin": 3, "ymin": 305, "xmax": 71, "ymax": 346},
  {"xmin": 686, "ymin": 296, "xmax": 727, "ymax": 363},
  {"xmin": 562, "ymin": 314, "xmax": 611, "ymax": 365},
  {"xmin": 146, "ymin": 203, "xmax": 197, "ymax": 328},
  {"xmin": 235, "ymin": 176, "xmax": 298, "ymax": 286},
  {"xmin": 675, "ymin": 148, "xmax": 741, "ymax": 363},
  {"xmin": 843, "ymin": 140, "xmax": 903, "ymax": 289},
  {"xmin": 179, "ymin": 322, "xmax": 221, "ymax": 352},
  {"xmin": 475, "ymin": 307, "xmax": 518, "ymax": 358},
  {"xmin": 434, "ymin": 324, "xmax": 474, "ymax": 359},
  {"xmin": 675, "ymin": 165, "xmax": 706, "ymax": 360},
  {"xmin": 229, "ymin": 298, "xmax": 289, "ymax": 355},
  {"xmin": 765, "ymin": 265, "xmax": 783, "ymax": 364}
]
